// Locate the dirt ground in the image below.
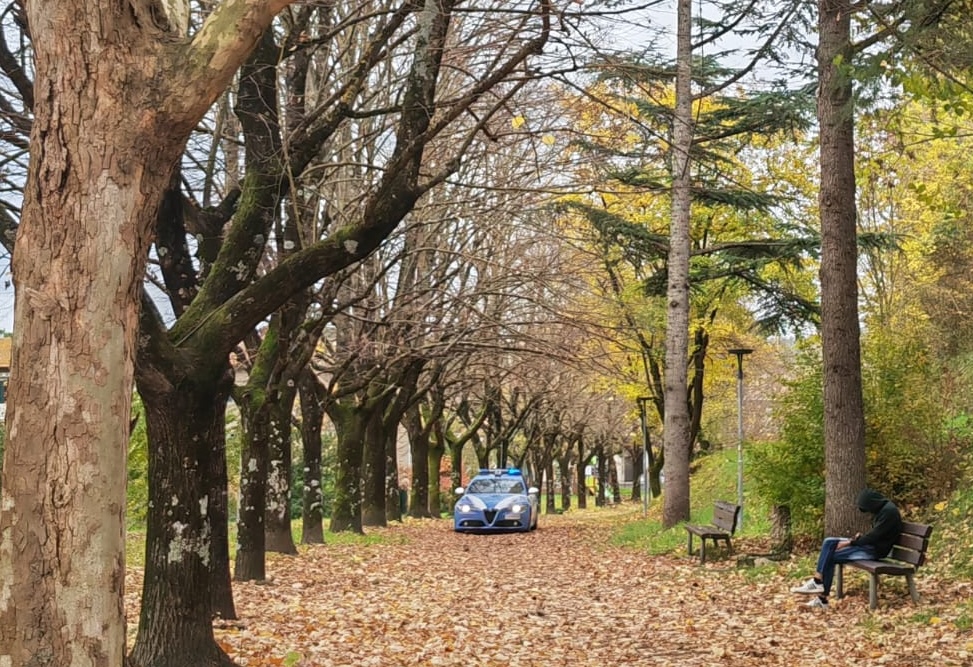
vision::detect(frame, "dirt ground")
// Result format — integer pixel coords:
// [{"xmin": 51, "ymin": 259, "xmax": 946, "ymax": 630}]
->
[{"xmin": 128, "ymin": 505, "xmax": 973, "ymax": 666}]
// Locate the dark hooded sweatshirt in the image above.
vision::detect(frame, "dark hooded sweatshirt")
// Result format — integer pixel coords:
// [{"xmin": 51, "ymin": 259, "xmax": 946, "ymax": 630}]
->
[{"xmin": 849, "ymin": 489, "xmax": 903, "ymax": 558}]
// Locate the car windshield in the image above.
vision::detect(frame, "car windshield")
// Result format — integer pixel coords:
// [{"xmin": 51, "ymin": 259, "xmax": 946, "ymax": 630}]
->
[{"xmin": 467, "ymin": 478, "xmax": 525, "ymax": 495}]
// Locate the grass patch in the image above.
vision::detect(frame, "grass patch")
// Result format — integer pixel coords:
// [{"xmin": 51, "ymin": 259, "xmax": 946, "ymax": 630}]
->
[
  {"xmin": 910, "ymin": 608, "xmax": 940, "ymax": 625},
  {"xmin": 610, "ymin": 446, "xmax": 773, "ymax": 554},
  {"xmin": 126, "ymin": 530, "xmax": 146, "ymax": 568},
  {"xmin": 611, "ymin": 509, "xmax": 685, "ymax": 555},
  {"xmin": 953, "ymin": 600, "xmax": 973, "ymax": 631},
  {"xmin": 924, "ymin": 466, "xmax": 973, "ymax": 580}
]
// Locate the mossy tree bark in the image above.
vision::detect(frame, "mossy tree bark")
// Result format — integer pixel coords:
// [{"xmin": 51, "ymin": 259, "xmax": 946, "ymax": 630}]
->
[
  {"xmin": 298, "ymin": 368, "xmax": 327, "ymax": 544},
  {"xmin": 132, "ymin": 346, "xmax": 238, "ymax": 666},
  {"xmin": 0, "ymin": 0, "xmax": 288, "ymax": 663}
]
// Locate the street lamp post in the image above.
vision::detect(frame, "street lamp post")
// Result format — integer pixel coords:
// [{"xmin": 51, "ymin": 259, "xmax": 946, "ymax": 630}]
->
[
  {"xmin": 728, "ymin": 348, "xmax": 753, "ymax": 530},
  {"xmin": 636, "ymin": 396, "xmax": 653, "ymax": 516}
]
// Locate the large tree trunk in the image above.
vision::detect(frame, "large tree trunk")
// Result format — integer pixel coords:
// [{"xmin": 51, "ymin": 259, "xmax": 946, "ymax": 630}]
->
[
  {"xmin": 818, "ymin": 0, "xmax": 868, "ymax": 536},
  {"xmin": 0, "ymin": 176, "xmax": 154, "ymax": 664},
  {"xmin": 576, "ymin": 442, "xmax": 590, "ymax": 510},
  {"xmin": 428, "ymin": 426, "xmax": 447, "ymax": 516},
  {"xmin": 662, "ymin": 0, "xmax": 695, "ymax": 528},
  {"xmin": 688, "ymin": 325, "xmax": 708, "ymax": 456},
  {"xmin": 0, "ymin": 2, "xmax": 294, "ymax": 662},
  {"xmin": 265, "ymin": 383, "xmax": 298, "ymax": 554},
  {"xmin": 235, "ymin": 398, "xmax": 270, "ymax": 581},
  {"xmin": 770, "ymin": 504, "xmax": 794, "ymax": 558},
  {"xmin": 235, "ymin": 311, "xmax": 309, "ymax": 575},
  {"xmin": 403, "ymin": 404, "xmax": 432, "ymax": 518},
  {"xmin": 0, "ymin": 24, "xmax": 177, "ymax": 667},
  {"xmin": 131, "ymin": 366, "xmax": 236, "ymax": 667},
  {"xmin": 328, "ymin": 401, "xmax": 367, "ymax": 533},
  {"xmin": 361, "ymin": 403, "xmax": 388, "ymax": 527},
  {"xmin": 544, "ymin": 456, "xmax": 556, "ymax": 514},
  {"xmin": 557, "ymin": 453, "xmax": 572, "ymax": 511},
  {"xmin": 148, "ymin": 174, "xmax": 240, "ymax": 626},
  {"xmin": 299, "ymin": 369, "xmax": 326, "ymax": 544},
  {"xmin": 385, "ymin": 425, "xmax": 403, "ymax": 523}
]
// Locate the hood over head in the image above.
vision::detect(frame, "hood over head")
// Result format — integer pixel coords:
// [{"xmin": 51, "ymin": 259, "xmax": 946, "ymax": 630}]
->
[{"xmin": 856, "ymin": 488, "xmax": 889, "ymax": 513}]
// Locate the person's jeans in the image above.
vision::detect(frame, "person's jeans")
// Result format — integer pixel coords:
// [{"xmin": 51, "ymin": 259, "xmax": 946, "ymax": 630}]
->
[{"xmin": 816, "ymin": 537, "xmax": 876, "ymax": 596}]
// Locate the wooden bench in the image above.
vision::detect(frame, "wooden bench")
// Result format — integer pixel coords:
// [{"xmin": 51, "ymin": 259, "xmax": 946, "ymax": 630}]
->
[
  {"xmin": 835, "ymin": 521, "xmax": 934, "ymax": 610},
  {"xmin": 685, "ymin": 500, "xmax": 741, "ymax": 563}
]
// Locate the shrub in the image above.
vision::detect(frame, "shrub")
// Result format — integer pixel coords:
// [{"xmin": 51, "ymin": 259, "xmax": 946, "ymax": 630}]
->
[
  {"xmin": 749, "ymin": 346, "xmax": 825, "ymax": 535},
  {"xmin": 861, "ymin": 334, "xmax": 968, "ymax": 508},
  {"xmin": 753, "ymin": 335, "xmax": 973, "ymax": 537},
  {"xmin": 127, "ymin": 397, "xmax": 149, "ymax": 525}
]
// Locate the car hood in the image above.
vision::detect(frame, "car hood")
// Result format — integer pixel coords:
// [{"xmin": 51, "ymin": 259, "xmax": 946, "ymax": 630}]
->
[{"xmin": 459, "ymin": 494, "xmax": 528, "ymax": 510}]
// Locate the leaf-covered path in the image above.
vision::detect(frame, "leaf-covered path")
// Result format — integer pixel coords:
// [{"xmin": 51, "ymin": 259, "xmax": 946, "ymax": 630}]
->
[{"xmin": 129, "ymin": 506, "xmax": 973, "ymax": 666}]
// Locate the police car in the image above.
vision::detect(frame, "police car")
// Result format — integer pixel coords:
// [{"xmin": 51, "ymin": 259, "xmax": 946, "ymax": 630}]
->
[{"xmin": 453, "ymin": 468, "xmax": 539, "ymax": 533}]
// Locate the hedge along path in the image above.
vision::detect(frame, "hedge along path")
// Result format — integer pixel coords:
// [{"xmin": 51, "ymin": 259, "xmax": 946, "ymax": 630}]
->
[{"xmin": 125, "ymin": 505, "xmax": 973, "ymax": 666}]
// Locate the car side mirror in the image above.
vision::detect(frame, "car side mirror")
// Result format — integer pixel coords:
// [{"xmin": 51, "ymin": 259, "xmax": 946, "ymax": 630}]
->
[
  {"xmin": 528, "ymin": 487, "xmax": 539, "ymax": 494},
  {"xmin": 454, "ymin": 487, "xmax": 465, "ymax": 495}
]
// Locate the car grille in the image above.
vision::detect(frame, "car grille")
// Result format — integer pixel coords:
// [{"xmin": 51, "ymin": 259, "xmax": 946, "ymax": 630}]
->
[{"xmin": 484, "ymin": 510, "xmax": 498, "ymax": 524}]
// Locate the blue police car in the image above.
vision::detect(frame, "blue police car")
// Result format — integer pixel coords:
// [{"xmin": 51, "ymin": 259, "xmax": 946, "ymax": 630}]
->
[{"xmin": 453, "ymin": 468, "xmax": 540, "ymax": 533}]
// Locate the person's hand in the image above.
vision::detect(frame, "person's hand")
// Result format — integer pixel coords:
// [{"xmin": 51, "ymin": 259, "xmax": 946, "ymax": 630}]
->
[{"xmin": 837, "ymin": 539, "xmax": 852, "ymax": 549}]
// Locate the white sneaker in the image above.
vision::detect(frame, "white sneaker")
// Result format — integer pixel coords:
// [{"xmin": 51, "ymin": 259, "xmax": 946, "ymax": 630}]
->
[
  {"xmin": 803, "ymin": 596, "xmax": 829, "ymax": 609},
  {"xmin": 790, "ymin": 578, "xmax": 825, "ymax": 594}
]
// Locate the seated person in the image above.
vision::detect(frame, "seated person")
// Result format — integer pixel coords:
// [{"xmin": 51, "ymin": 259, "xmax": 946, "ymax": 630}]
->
[{"xmin": 790, "ymin": 488, "xmax": 903, "ymax": 609}]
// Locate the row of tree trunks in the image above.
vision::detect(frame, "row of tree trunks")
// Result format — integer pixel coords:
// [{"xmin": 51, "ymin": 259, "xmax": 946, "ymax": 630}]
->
[{"xmin": 1, "ymin": 0, "xmax": 553, "ymax": 663}]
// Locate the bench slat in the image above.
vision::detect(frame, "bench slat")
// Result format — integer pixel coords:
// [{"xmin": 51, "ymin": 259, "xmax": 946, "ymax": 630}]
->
[
  {"xmin": 847, "ymin": 559, "xmax": 915, "ymax": 576},
  {"xmin": 712, "ymin": 501, "xmax": 741, "ymax": 533},
  {"xmin": 888, "ymin": 543, "xmax": 926, "ymax": 567},
  {"xmin": 901, "ymin": 521, "xmax": 933, "ymax": 539},
  {"xmin": 894, "ymin": 532, "xmax": 928, "ymax": 553},
  {"xmin": 685, "ymin": 525, "xmax": 729, "ymax": 538}
]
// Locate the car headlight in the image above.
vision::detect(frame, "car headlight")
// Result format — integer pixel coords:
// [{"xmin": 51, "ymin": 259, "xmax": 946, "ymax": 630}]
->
[
  {"xmin": 458, "ymin": 502, "xmax": 473, "ymax": 513},
  {"xmin": 510, "ymin": 503, "xmax": 524, "ymax": 513}
]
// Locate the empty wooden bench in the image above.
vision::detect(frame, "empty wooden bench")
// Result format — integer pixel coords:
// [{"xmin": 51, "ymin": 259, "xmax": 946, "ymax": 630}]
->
[
  {"xmin": 835, "ymin": 521, "xmax": 934, "ymax": 610},
  {"xmin": 685, "ymin": 500, "xmax": 741, "ymax": 563}
]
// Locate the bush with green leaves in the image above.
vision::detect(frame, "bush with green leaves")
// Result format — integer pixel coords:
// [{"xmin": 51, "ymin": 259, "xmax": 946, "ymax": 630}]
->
[
  {"xmin": 749, "ymin": 345, "xmax": 825, "ymax": 536},
  {"xmin": 861, "ymin": 332, "xmax": 968, "ymax": 507},
  {"xmin": 127, "ymin": 397, "xmax": 149, "ymax": 526},
  {"xmin": 752, "ymin": 335, "xmax": 973, "ymax": 537}
]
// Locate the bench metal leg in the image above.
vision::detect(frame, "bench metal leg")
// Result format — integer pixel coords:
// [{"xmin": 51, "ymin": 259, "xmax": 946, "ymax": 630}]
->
[
  {"xmin": 687, "ymin": 532, "xmax": 695, "ymax": 557},
  {"xmin": 905, "ymin": 572, "xmax": 919, "ymax": 603},
  {"xmin": 836, "ymin": 564, "xmax": 845, "ymax": 599},
  {"xmin": 700, "ymin": 538, "xmax": 708, "ymax": 563},
  {"xmin": 868, "ymin": 574, "xmax": 879, "ymax": 610}
]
